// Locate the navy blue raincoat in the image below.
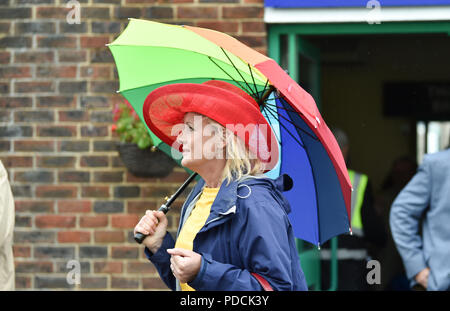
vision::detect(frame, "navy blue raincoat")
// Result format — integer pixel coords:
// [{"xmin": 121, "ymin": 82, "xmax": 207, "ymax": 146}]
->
[{"xmin": 144, "ymin": 174, "xmax": 308, "ymax": 291}]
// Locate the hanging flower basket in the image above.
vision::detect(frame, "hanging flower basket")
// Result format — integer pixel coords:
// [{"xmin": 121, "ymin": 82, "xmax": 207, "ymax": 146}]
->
[
  {"xmin": 116, "ymin": 143, "xmax": 176, "ymax": 178},
  {"xmin": 112, "ymin": 99, "xmax": 176, "ymax": 178}
]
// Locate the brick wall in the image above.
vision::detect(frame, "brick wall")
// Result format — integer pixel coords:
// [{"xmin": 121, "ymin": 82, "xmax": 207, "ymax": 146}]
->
[{"xmin": 0, "ymin": 0, "xmax": 267, "ymax": 290}]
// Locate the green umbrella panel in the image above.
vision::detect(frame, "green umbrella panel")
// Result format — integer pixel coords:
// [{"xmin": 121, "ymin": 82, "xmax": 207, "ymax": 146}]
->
[{"xmin": 108, "ymin": 19, "xmax": 270, "ymax": 169}]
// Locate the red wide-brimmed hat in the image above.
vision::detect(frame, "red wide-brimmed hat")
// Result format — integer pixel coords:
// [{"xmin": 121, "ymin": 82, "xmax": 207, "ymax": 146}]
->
[{"xmin": 142, "ymin": 80, "xmax": 279, "ymax": 172}]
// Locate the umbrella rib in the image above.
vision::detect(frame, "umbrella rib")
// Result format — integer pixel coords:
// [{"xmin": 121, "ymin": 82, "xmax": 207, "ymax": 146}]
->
[
  {"xmin": 247, "ymin": 63, "xmax": 259, "ymax": 97},
  {"xmin": 263, "ymin": 103, "xmax": 319, "ymax": 143},
  {"xmin": 261, "ymin": 108, "xmax": 282, "ymax": 147},
  {"xmin": 264, "ymin": 100, "xmax": 304, "ymax": 116},
  {"xmin": 207, "ymin": 56, "xmax": 254, "ymax": 96},
  {"xmin": 262, "ymin": 104, "xmax": 306, "ymax": 149},
  {"xmin": 219, "ymin": 47, "xmax": 257, "ymax": 99}
]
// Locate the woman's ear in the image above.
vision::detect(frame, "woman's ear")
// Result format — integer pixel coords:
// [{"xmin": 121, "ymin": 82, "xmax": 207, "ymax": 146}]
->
[{"xmin": 217, "ymin": 128, "xmax": 229, "ymax": 150}]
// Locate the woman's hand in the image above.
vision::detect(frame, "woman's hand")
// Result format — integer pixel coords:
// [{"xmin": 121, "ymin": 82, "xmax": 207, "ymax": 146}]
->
[
  {"xmin": 167, "ymin": 248, "xmax": 202, "ymax": 284},
  {"xmin": 134, "ymin": 210, "xmax": 168, "ymax": 254}
]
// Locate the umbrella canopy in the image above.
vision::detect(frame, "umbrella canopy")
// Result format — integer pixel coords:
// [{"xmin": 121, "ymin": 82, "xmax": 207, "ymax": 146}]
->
[{"xmin": 108, "ymin": 18, "xmax": 352, "ymax": 247}]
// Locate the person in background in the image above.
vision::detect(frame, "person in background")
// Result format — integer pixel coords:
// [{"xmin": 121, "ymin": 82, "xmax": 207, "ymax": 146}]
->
[
  {"xmin": 374, "ymin": 156, "xmax": 417, "ymax": 290},
  {"xmin": 390, "ymin": 145, "xmax": 450, "ymax": 291},
  {"xmin": 330, "ymin": 128, "xmax": 385, "ymax": 290},
  {"xmin": 0, "ymin": 160, "xmax": 15, "ymax": 291}
]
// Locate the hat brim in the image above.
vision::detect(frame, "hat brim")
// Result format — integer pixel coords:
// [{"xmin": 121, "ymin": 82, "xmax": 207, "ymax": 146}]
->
[{"xmin": 143, "ymin": 83, "xmax": 279, "ymax": 172}]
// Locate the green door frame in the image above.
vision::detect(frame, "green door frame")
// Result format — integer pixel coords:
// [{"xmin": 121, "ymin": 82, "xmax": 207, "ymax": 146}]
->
[{"xmin": 267, "ymin": 20, "xmax": 450, "ymax": 291}]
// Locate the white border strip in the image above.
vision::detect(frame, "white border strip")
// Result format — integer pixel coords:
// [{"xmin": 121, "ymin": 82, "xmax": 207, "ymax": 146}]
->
[{"xmin": 265, "ymin": 6, "xmax": 450, "ymax": 23}]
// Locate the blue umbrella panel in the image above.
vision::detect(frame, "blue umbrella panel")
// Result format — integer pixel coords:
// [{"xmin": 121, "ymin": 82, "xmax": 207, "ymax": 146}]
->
[{"xmin": 262, "ymin": 94, "xmax": 350, "ymax": 247}]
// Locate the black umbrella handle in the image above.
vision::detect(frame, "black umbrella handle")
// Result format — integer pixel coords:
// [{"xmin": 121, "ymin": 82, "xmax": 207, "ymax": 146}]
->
[{"xmin": 134, "ymin": 172, "xmax": 198, "ymax": 244}]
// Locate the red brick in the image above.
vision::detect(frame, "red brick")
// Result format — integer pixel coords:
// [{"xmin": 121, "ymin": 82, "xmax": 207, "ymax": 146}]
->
[
  {"xmin": 80, "ymin": 276, "xmax": 107, "ymax": 289},
  {"xmin": 143, "ymin": 277, "xmax": 167, "ymax": 289},
  {"xmin": 125, "ymin": 171, "xmax": 157, "ymax": 183},
  {"xmin": 94, "ymin": 261, "xmax": 123, "ymax": 274},
  {"xmin": 37, "ymin": 156, "xmax": 76, "ymax": 168},
  {"xmin": 58, "ymin": 110, "xmax": 89, "ymax": 122},
  {"xmin": 177, "ymin": 7, "xmax": 218, "ymax": 19},
  {"xmin": 14, "ymin": 51, "xmax": 54, "ymax": 63},
  {"xmin": 111, "ymin": 215, "xmax": 140, "ymax": 229},
  {"xmin": 36, "ymin": 66, "xmax": 77, "ymax": 78},
  {"xmin": 80, "ymin": 215, "xmax": 108, "ymax": 228},
  {"xmin": 111, "ymin": 246, "xmax": 139, "ymax": 259},
  {"xmin": 59, "ymin": 50, "xmax": 87, "ymax": 63},
  {"xmin": 140, "ymin": 185, "xmax": 179, "ymax": 198},
  {"xmin": 15, "ymin": 276, "xmax": 31, "ymax": 289},
  {"xmin": 58, "ymin": 201, "xmax": 92, "ymax": 213},
  {"xmin": 35, "ymin": 215, "xmax": 76, "ymax": 228},
  {"xmin": 58, "ymin": 231, "xmax": 91, "ymax": 243},
  {"xmin": 13, "ymin": 246, "xmax": 31, "ymax": 258},
  {"xmin": 0, "ymin": 66, "xmax": 32, "ymax": 79},
  {"xmin": 0, "ymin": 97, "xmax": 32, "ymax": 109},
  {"xmin": 81, "ymin": 186, "xmax": 110, "ymax": 198},
  {"xmin": 15, "ymin": 81, "xmax": 54, "ymax": 93},
  {"xmin": 222, "ymin": 6, "xmax": 264, "ymax": 19},
  {"xmin": 36, "ymin": 96, "xmax": 76, "ymax": 108},
  {"xmin": 14, "ymin": 200, "xmax": 54, "ymax": 213},
  {"xmin": 0, "ymin": 51, "xmax": 10, "ymax": 64},
  {"xmin": 14, "ymin": 140, "xmax": 54, "ymax": 152},
  {"xmin": 158, "ymin": 170, "xmax": 190, "ymax": 183},
  {"xmin": 80, "ymin": 66, "xmax": 111, "ymax": 79},
  {"xmin": 37, "ymin": 36, "xmax": 77, "ymax": 48},
  {"xmin": 126, "ymin": 262, "xmax": 156, "ymax": 274},
  {"xmin": 80, "ymin": 156, "xmax": 109, "ymax": 168},
  {"xmin": 80, "ymin": 36, "xmax": 110, "ymax": 48},
  {"xmin": 242, "ymin": 21, "xmax": 266, "ymax": 33},
  {"xmin": 36, "ymin": 7, "xmax": 70, "ymax": 19},
  {"xmin": 15, "ymin": 261, "xmax": 53, "ymax": 273},
  {"xmin": 35, "ymin": 185, "xmax": 77, "ymax": 198},
  {"xmin": 37, "ymin": 125, "xmax": 77, "ymax": 137},
  {"xmin": 111, "ymin": 277, "xmax": 139, "ymax": 289},
  {"xmin": 94, "ymin": 231, "xmax": 125, "ymax": 243},
  {"xmin": 127, "ymin": 201, "xmax": 158, "ymax": 214},
  {"xmin": 0, "ymin": 156, "xmax": 33, "ymax": 168}
]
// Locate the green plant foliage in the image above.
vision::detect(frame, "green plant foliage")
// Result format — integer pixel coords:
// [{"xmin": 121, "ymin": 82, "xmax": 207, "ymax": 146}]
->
[{"xmin": 112, "ymin": 101, "xmax": 154, "ymax": 149}]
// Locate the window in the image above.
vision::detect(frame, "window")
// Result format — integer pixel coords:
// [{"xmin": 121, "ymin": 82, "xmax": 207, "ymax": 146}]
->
[{"xmin": 416, "ymin": 121, "xmax": 450, "ymax": 164}]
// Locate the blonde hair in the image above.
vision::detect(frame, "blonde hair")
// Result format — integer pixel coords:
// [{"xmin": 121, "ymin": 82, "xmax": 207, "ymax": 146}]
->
[{"xmin": 205, "ymin": 117, "xmax": 265, "ymax": 186}]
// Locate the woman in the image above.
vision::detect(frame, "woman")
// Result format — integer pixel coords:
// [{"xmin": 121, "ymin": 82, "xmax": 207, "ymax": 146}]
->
[{"xmin": 134, "ymin": 80, "xmax": 308, "ymax": 291}]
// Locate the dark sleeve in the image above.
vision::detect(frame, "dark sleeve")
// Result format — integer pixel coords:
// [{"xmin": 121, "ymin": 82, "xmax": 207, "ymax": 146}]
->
[
  {"xmin": 144, "ymin": 232, "xmax": 176, "ymax": 290},
  {"xmin": 361, "ymin": 180, "xmax": 387, "ymax": 247},
  {"xmin": 189, "ymin": 196, "xmax": 302, "ymax": 291}
]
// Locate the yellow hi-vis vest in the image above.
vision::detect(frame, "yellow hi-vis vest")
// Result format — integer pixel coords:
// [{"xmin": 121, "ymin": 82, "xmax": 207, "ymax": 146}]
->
[{"xmin": 348, "ymin": 169, "xmax": 368, "ymax": 237}]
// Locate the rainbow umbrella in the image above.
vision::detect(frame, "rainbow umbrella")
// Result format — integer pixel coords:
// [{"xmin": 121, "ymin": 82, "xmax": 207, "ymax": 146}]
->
[{"xmin": 107, "ymin": 19, "xmax": 352, "ymax": 247}]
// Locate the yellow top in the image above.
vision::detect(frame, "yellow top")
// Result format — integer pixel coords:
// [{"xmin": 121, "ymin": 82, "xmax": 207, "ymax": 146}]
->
[{"xmin": 174, "ymin": 186, "xmax": 220, "ymax": 291}]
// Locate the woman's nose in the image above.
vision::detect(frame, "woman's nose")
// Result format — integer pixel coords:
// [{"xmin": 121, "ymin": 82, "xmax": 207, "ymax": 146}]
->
[{"xmin": 176, "ymin": 129, "xmax": 186, "ymax": 145}]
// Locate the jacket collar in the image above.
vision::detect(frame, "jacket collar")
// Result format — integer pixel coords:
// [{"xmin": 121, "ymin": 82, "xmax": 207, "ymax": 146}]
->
[
  {"xmin": 181, "ymin": 174, "xmax": 292, "ymax": 231},
  {"xmin": 185, "ymin": 175, "xmax": 238, "ymax": 217}
]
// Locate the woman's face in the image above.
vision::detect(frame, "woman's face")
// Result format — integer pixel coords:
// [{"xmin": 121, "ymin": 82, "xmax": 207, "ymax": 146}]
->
[{"xmin": 176, "ymin": 112, "xmax": 225, "ymax": 171}]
